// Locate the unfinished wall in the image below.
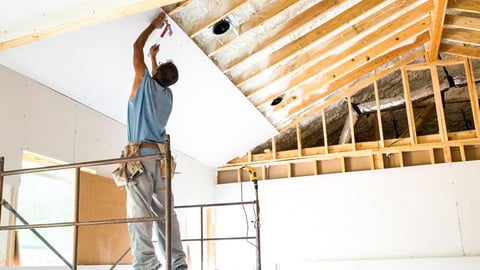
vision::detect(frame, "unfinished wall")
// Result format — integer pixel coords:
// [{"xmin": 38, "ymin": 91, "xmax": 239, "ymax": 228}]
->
[
  {"xmin": 215, "ymin": 160, "xmax": 480, "ymax": 270},
  {"xmin": 0, "ymin": 65, "xmax": 216, "ymax": 266}
]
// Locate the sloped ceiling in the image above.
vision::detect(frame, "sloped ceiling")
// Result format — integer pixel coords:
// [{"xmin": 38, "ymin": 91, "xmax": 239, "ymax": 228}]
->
[
  {"xmin": 164, "ymin": 0, "xmax": 480, "ymax": 131},
  {"xmin": 0, "ymin": 0, "xmax": 278, "ymax": 168}
]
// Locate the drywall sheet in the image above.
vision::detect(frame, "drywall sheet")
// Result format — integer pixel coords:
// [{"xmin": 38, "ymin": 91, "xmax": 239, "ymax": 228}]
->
[{"xmin": 215, "ymin": 161, "xmax": 480, "ymax": 268}]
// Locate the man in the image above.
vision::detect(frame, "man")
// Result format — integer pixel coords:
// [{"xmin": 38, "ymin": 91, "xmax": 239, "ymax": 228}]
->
[{"xmin": 126, "ymin": 11, "xmax": 187, "ymax": 270}]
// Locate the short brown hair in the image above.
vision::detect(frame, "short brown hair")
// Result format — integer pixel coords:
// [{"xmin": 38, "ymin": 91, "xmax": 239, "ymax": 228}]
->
[{"xmin": 154, "ymin": 62, "xmax": 178, "ymax": 87}]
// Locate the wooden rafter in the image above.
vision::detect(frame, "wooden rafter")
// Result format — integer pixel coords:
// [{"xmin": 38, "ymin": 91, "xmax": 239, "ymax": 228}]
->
[
  {"xmin": 256, "ymin": 15, "xmax": 430, "ymax": 111},
  {"xmin": 278, "ymin": 25, "xmax": 430, "ymax": 126},
  {"xmin": 222, "ymin": 0, "xmax": 356, "ymax": 72},
  {"xmin": 279, "ymin": 46, "xmax": 426, "ymax": 131},
  {"xmin": 0, "ymin": 0, "xmax": 185, "ymax": 51},
  {"xmin": 440, "ymin": 43, "xmax": 480, "ymax": 59},
  {"xmin": 447, "ymin": 0, "xmax": 480, "ymax": 14},
  {"xmin": 427, "ymin": 0, "xmax": 447, "ymax": 61},
  {"xmin": 207, "ymin": 0, "xmax": 299, "ymax": 57},
  {"xmin": 442, "ymin": 28, "xmax": 480, "ymax": 46},
  {"xmin": 444, "ymin": 14, "xmax": 480, "ymax": 31},
  {"xmin": 188, "ymin": 0, "xmax": 248, "ymax": 38},
  {"xmin": 240, "ymin": 0, "xmax": 430, "ymax": 98}
]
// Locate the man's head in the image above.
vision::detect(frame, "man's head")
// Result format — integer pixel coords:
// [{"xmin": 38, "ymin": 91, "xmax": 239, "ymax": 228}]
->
[{"xmin": 153, "ymin": 61, "xmax": 178, "ymax": 87}]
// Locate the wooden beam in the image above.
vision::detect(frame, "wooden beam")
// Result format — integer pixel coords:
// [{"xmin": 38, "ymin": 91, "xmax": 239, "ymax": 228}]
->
[
  {"xmin": 400, "ymin": 102, "xmax": 435, "ymax": 138},
  {"xmin": 254, "ymin": 4, "xmax": 431, "ymax": 108},
  {"xmin": 166, "ymin": 0, "xmax": 192, "ymax": 15},
  {"xmin": 401, "ymin": 67, "xmax": 417, "ymax": 145},
  {"xmin": 444, "ymin": 14, "xmax": 480, "ymax": 31},
  {"xmin": 404, "ymin": 57, "xmax": 464, "ymax": 70},
  {"xmin": 223, "ymin": 0, "xmax": 353, "ymax": 72},
  {"xmin": 296, "ymin": 123, "xmax": 302, "ymax": 157},
  {"xmin": 272, "ymin": 136, "xmax": 277, "ymax": 160},
  {"xmin": 465, "ymin": 58, "xmax": 480, "ymax": 138},
  {"xmin": 348, "ymin": 96, "xmax": 357, "ymax": 150},
  {"xmin": 442, "ymin": 28, "xmax": 480, "ymax": 46},
  {"xmin": 430, "ymin": 65, "xmax": 449, "ymax": 142},
  {"xmin": 207, "ymin": 0, "xmax": 299, "ymax": 57},
  {"xmin": 321, "ymin": 110, "xmax": 328, "ymax": 154},
  {"xmin": 0, "ymin": 0, "xmax": 186, "ymax": 51},
  {"xmin": 373, "ymin": 79, "xmax": 385, "ymax": 148},
  {"xmin": 279, "ymin": 46, "xmax": 426, "ymax": 131},
  {"xmin": 448, "ymin": 0, "xmax": 480, "ymax": 14},
  {"xmin": 427, "ymin": 0, "xmax": 448, "ymax": 61},
  {"xmin": 188, "ymin": 0, "xmax": 248, "ymax": 38},
  {"xmin": 236, "ymin": 0, "xmax": 426, "ymax": 92},
  {"xmin": 440, "ymin": 43, "xmax": 480, "ymax": 59},
  {"xmin": 277, "ymin": 20, "xmax": 430, "ymax": 119}
]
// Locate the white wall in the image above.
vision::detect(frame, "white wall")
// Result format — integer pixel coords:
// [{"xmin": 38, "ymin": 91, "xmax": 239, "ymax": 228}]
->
[
  {"xmin": 215, "ymin": 161, "xmax": 480, "ymax": 270},
  {"xmin": 0, "ymin": 65, "xmax": 216, "ymax": 266}
]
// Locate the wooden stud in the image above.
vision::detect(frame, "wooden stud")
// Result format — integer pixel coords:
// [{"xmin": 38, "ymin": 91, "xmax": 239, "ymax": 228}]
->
[
  {"xmin": 465, "ymin": 58, "xmax": 480, "ymax": 138},
  {"xmin": 430, "ymin": 65, "xmax": 449, "ymax": 142},
  {"xmin": 296, "ymin": 123, "xmax": 302, "ymax": 157},
  {"xmin": 401, "ymin": 67, "xmax": 417, "ymax": 145},
  {"xmin": 272, "ymin": 136, "xmax": 277, "ymax": 160},
  {"xmin": 236, "ymin": 168, "xmax": 241, "ymax": 183},
  {"xmin": 460, "ymin": 144, "xmax": 466, "ymax": 162},
  {"xmin": 279, "ymin": 35, "xmax": 427, "ymax": 131},
  {"xmin": 429, "ymin": 148, "xmax": 435, "ymax": 164},
  {"xmin": 347, "ymin": 96, "xmax": 356, "ymax": 151},
  {"xmin": 206, "ymin": 207, "xmax": 216, "ymax": 270},
  {"xmin": 373, "ymin": 79, "xmax": 385, "ymax": 148},
  {"xmin": 444, "ymin": 146, "xmax": 452, "ymax": 162},
  {"xmin": 322, "ymin": 110, "xmax": 328, "ymax": 154}
]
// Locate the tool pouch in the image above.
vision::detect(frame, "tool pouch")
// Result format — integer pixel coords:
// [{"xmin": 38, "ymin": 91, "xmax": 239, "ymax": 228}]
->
[{"xmin": 112, "ymin": 143, "xmax": 144, "ymax": 187}]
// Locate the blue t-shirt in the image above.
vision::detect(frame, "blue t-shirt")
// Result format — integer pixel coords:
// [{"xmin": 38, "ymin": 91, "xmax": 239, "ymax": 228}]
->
[{"xmin": 128, "ymin": 69, "xmax": 173, "ymax": 143}]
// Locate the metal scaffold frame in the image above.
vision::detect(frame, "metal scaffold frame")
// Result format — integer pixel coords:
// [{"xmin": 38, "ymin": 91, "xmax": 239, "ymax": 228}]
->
[
  {"xmin": 0, "ymin": 135, "xmax": 262, "ymax": 270},
  {"xmin": 0, "ymin": 136, "xmax": 174, "ymax": 270}
]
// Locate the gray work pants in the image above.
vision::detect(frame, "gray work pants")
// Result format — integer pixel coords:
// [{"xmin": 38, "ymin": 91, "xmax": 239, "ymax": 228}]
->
[{"xmin": 126, "ymin": 148, "xmax": 186, "ymax": 270}]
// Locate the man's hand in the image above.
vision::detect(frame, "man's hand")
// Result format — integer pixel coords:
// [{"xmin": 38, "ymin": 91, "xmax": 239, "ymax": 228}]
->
[
  {"xmin": 151, "ymin": 12, "xmax": 166, "ymax": 29},
  {"xmin": 150, "ymin": 44, "xmax": 160, "ymax": 58}
]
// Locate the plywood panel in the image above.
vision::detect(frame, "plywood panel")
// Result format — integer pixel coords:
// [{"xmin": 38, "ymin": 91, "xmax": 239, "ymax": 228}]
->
[
  {"xmin": 77, "ymin": 171, "xmax": 131, "ymax": 265},
  {"xmin": 345, "ymin": 156, "xmax": 371, "ymax": 172},
  {"xmin": 317, "ymin": 159, "xmax": 342, "ymax": 174},
  {"xmin": 403, "ymin": 150, "xmax": 432, "ymax": 166}
]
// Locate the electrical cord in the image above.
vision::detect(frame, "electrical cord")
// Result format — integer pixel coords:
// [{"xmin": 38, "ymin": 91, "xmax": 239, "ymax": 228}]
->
[{"xmin": 240, "ymin": 179, "xmax": 257, "ymax": 248}]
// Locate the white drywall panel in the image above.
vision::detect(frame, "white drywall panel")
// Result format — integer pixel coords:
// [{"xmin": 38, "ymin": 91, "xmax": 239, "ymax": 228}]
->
[
  {"xmin": 0, "ymin": 9, "xmax": 278, "ymax": 168},
  {"xmin": 73, "ymin": 104, "xmax": 127, "ymax": 175},
  {"xmin": 0, "ymin": 65, "xmax": 217, "ymax": 265},
  {"xmin": 450, "ymin": 162, "xmax": 480, "ymax": 254},
  {"xmin": 215, "ymin": 161, "xmax": 480, "ymax": 268},
  {"xmin": 279, "ymin": 256, "xmax": 480, "ymax": 270}
]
